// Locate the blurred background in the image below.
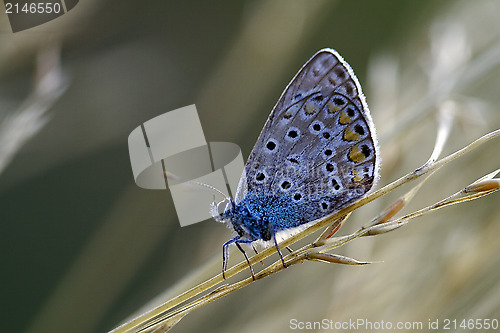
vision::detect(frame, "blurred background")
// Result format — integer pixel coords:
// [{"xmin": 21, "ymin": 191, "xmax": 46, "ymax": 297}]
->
[{"xmin": 1, "ymin": 1, "xmax": 499, "ymax": 332}]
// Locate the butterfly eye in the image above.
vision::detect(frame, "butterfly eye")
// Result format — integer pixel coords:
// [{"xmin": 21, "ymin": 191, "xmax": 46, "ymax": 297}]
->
[
  {"xmin": 343, "ymin": 81, "xmax": 357, "ymax": 98},
  {"xmin": 265, "ymin": 139, "xmax": 278, "ymax": 152},
  {"xmin": 255, "ymin": 171, "xmax": 267, "ymax": 183},
  {"xmin": 348, "ymin": 144, "xmax": 372, "ymax": 163},
  {"xmin": 323, "ymin": 163, "xmax": 336, "ymax": 175},
  {"xmin": 331, "ymin": 178, "xmax": 341, "ymax": 191},
  {"xmin": 280, "ymin": 180, "xmax": 292, "ymax": 191},
  {"xmin": 333, "ymin": 65, "xmax": 346, "ymax": 79},
  {"xmin": 286, "ymin": 154, "xmax": 302, "ymax": 168},
  {"xmin": 354, "ymin": 124, "xmax": 365, "ymax": 136},
  {"xmin": 343, "ymin": 121, "xmax": 368, "ymax": 142},
  {"xmin": 326, "ymin": 95, "xmax": 348, "ymax": 115},
  {"xmin": 333, "ymin": 97, "xmax": 345, "ymax": 106},
  {"xmin": 339, "ymin": 106, "xmax": 358, "ymax": 125},
  {"xmin": 346, "ymin": 107, "xmax": 355, "ymax": 117},
  {"xmin": 312, "ymin": 94, "xmax": 324, "ymax": 102},
  {"xmin": 309, "ymin": 120, "xmax": 323, "ymax": 134},
  {"xmin": 361, "ymin": 144, "xmax": 371, "ymax": 157},
  {"xmin": 286, "ymin": 127, "xmax": 301, "ymax": 142}
]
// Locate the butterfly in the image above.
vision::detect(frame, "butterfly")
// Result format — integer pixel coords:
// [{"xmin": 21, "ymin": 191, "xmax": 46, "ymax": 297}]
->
[{"xmin": 212, "ymin": 49, "xmax": 380, "ymax": 279}]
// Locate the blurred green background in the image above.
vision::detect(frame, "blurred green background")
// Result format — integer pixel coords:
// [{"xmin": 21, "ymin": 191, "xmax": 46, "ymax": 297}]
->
[{"xmin": 1, "ymin": 1, "xmax": 499, "ymax": 332}]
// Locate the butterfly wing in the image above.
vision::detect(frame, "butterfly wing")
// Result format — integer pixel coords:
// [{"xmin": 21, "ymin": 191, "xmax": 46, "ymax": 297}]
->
[{"xmin": 235, "ymin": 49, "xmax": 379, "ymax": 227}]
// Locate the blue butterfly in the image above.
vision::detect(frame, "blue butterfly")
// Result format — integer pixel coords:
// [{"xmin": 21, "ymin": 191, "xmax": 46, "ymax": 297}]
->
[{"xmin": 212, "ymin": 49, "xmax": 379, "ymax": 279}]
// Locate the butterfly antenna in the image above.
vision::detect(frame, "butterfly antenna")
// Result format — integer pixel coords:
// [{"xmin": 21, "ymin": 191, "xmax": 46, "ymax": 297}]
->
[{"xmin": 164, "ymin": 170, "xmax": 229, "ymax": 201}]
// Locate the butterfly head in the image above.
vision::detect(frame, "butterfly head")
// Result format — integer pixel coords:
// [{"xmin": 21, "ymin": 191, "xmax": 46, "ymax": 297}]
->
[{"xmin": 211, "ymin": 197, "xmax": 232, "ymax": 222}]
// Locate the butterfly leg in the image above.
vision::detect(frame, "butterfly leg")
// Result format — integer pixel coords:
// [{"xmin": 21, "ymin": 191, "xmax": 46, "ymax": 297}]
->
[
  {"xmin": 222, "ymin": 237, "xmax": 255, "ymax": 280},
  {"xmin": 252, "ymin": 244, "xmax": 265, "ymax": 266},
  {"xmin": 235, "ymin": 241, "xmax": 255, "ymax": 280},
  {"xmin": 222, "ymin": 236, "xmax": 238, "ymax": 280},
  {"xmin": 272, "ymin": 233, "xmax": 287, "ymax": 269}
]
